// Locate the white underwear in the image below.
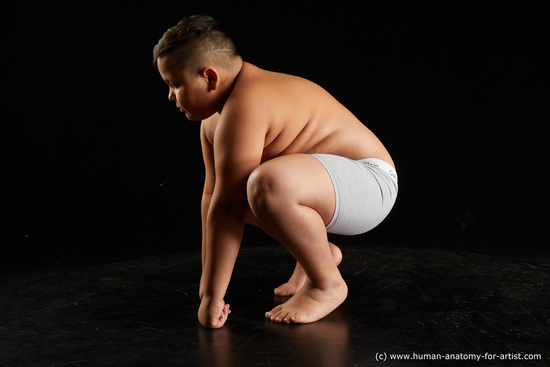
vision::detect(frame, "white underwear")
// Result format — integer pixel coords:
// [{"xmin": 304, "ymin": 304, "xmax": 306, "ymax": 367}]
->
[{"xmin": 311, "ymin": 154, "xmax": 398, "ymax": 236}]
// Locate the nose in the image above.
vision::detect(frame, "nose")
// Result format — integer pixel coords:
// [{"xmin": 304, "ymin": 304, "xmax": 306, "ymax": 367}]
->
[{"xmin": 168, "ymin": 88, "xmax": 176, "ymax": 102}]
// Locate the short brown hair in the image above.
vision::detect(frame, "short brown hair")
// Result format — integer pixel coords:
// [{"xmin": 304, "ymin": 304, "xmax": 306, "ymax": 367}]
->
[{"xmin": 152, "ymin": 15, "xmax": 238, "ymax": 72}]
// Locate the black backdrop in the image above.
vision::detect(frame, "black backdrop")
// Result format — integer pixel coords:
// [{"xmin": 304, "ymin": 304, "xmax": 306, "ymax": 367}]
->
[{"xmin": 9, "ymin": 1, "xmax": 547, "ymax": 270}]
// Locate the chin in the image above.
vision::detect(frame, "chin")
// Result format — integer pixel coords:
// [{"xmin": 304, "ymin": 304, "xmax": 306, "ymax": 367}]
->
[
  {"xmin": 184, "ymin": 112, "xmax": 203, "ymax": 122},
  {"xmin": 188, "ymin": 112, "xmax": 215, "ymax": 122}
]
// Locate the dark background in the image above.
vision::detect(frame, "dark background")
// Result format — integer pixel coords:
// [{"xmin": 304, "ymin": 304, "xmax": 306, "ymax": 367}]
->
[{"xmin": 8, "ymin": 1, "xmax": 547, "ymax": 271}]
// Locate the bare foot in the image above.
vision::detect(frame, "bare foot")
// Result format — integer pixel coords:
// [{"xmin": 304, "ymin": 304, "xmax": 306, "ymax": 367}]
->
[
  {"xmin": 266, "ymin": 276, "xmax": 348, "ymax": 324},
  {"xmin": 274, "ymin": 242, "xmax": 342, "ymax": 296}
]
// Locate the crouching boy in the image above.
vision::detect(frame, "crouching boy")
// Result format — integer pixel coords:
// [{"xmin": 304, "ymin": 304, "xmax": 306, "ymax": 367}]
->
[{"xmin": 153, "ymin": 15, "xmax": 398, "ymax": 328}]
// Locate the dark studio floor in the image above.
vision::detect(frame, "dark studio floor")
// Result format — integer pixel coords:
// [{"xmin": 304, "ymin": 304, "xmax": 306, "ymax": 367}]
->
[{"xmin": 1, "ymin": 245, "xmax": 549, "ymax": 366}]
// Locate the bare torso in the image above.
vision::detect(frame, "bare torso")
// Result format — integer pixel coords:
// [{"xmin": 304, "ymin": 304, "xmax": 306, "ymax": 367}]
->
[{"xmin": 204, "ymin": 62, "xmax": 395, "ymax": 169}]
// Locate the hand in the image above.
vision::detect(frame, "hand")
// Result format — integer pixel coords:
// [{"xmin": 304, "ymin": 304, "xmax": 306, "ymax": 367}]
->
[{"xmin": 198, "ymin": 298, "xmax": 231, "ymax": 329}]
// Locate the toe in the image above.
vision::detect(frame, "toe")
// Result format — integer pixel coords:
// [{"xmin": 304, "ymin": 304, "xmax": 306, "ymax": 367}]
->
[
  {"xmin": 274, "ymin": 311, "xmax": 288, "ymax": 323},
  {"xmin": 271, "ymin": 310, "xmax": 281, "ymax": 322},
  {"xmin": 290, "ymin": 314, "xmax": 303, "ymax": 323},
  {"xmin": 274, "ymin": 285, "xmax": 290, "ymax": 296},
  {"xmin": 283, "ymin": 313, "xmax": 297, "ymax": 324},
  {"xmin": 268, "ymin": 305, "xmax": 282, "ymax": 315}
]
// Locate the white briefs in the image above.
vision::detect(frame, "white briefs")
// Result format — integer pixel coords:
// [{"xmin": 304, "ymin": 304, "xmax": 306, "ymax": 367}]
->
[{"xmin": 311, "ymin": 154, "xmax": 398, "ymax": 236}]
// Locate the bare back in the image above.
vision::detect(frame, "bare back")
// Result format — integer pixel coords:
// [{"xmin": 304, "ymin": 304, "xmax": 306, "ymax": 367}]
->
[{"xmin": 204, "ymin": 62, "xmax": 394, "ymax": 169}]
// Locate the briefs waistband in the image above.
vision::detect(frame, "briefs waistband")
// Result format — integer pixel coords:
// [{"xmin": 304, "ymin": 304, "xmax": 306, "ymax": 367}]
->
[{"xmin": 356, "ymin": 158, "xmax": 398, "ymax": 187}]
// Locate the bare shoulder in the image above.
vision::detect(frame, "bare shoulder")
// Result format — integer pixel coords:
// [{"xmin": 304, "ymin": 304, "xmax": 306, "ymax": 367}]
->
[{"xmin": 210, "ymin": 64, "xmax": 276, "ymax": 145}]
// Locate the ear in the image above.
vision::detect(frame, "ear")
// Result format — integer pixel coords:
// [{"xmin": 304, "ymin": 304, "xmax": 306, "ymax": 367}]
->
[{"xmin": 201, "ymin": 67, "xmax": 220, "ymax": 91}]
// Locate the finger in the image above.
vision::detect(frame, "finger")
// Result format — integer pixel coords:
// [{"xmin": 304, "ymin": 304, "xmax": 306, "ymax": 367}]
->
[
  {"xmin": 211, "ymin": 314, "xmax": 226, "ymax": 329},
  {"xmin": 225, "ymin": 305, "xmax": 231, "ymax": 317},
  {"xmin": 216, "ymin": 305, "xmax": 230, "ymax": 325}
]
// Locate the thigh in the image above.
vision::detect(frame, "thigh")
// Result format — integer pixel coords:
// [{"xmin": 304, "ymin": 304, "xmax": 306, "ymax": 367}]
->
[{"xmin": 247, "ymin": 154, "xmax": 336, "ymax": 226}]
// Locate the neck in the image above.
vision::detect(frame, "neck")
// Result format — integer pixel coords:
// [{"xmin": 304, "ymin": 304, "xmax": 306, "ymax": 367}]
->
[{"xmin": 217, "ymin": 57, "xmax": 243, "ymax": 114}]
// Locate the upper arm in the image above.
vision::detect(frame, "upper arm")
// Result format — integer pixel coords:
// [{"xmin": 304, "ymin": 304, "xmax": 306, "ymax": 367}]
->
[
  {"xmin": 200, "ymin": 121, "xmax": 215, "ymax": 196},
  {"xmin": 211, "ymin": 105, "xmax": 266, "ymax": 212}
]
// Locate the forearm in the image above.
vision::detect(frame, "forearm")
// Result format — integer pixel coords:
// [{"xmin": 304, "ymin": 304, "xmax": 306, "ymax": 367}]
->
[
  {"xmin": 200, "ymin": 193, "xmax": 212, "ymax": 299},
  {"xmin": 201, "ymin": 193, "xmax": 212, "ymax": 271},
  {"xmin": 201, "ymin": 204, "xmax": 246, "ymax": 303}
]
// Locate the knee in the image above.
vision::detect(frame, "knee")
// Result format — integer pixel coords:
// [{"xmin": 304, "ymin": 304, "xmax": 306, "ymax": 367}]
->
[
  {"xmin": 247, "ymin": 166, "xmax": 272, "ymax": 213},
  {"xmin": 247, "ymin": 165, "xmax": 286, "ymax": 215}
]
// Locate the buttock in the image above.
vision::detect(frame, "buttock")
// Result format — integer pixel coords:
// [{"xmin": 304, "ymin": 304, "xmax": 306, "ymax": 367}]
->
[{"xmin": 310, "ymin": 154, "xmax": 398, "ymax": 236}]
